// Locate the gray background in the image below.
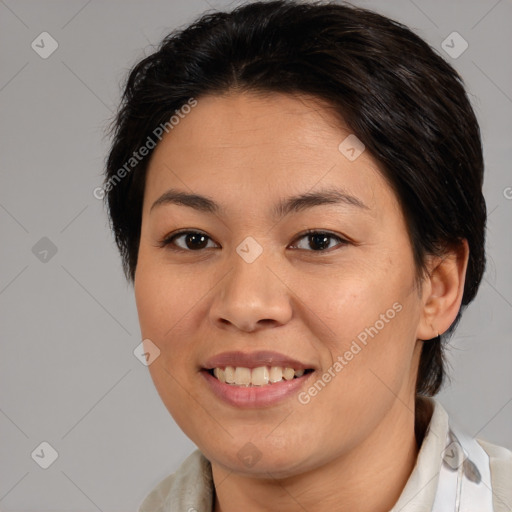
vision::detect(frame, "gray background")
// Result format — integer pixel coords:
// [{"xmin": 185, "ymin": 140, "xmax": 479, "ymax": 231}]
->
[{"xmin": 0, "ymin": 0, "xmax": 511, "ymax": 510}]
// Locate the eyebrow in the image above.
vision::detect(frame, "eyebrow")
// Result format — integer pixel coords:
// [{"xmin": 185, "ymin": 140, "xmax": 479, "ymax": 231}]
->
[{"xmin": 150, "ymin": 186, "xmax": 369, "ymax": 219}]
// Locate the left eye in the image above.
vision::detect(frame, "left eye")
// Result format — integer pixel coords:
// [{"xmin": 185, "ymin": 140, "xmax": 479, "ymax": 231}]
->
[
  {"xmin": 290, "ymin": 230, "xmax": 348, "ymax": 252},
  {"xmin": 159, "ymin": 230, "xmax": 348, "ymax": 252}
]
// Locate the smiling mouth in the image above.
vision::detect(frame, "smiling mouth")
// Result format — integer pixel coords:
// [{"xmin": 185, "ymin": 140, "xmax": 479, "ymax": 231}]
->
[{"xmin": 206, "ymin": 366, "xmax": 315, "ymax": 387}]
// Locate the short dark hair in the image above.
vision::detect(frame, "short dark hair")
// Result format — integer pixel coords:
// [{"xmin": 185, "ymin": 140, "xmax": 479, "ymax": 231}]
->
[{"xmin": 104, "ymin": 0, "xmax": 486, "ymax": 396}]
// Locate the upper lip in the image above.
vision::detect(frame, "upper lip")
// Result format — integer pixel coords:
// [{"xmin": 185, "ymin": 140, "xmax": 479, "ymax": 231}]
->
[{"xmin": 203, "ymin": 350, "xmax": 315, "ymax": 370}]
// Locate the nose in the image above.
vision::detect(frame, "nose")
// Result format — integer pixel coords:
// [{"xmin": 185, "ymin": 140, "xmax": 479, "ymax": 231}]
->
[{"xmin": 209, "ymin": 247, "xmax": 293, "ymax": 333}]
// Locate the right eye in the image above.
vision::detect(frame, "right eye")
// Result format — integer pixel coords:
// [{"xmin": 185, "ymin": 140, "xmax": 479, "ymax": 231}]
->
[{"xmin": 159, "ymin": 230, "xmax": 219, "ymax": 252}]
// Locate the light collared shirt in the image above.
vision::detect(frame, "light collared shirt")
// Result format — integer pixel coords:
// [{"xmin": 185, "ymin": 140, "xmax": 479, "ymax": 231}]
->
[{"xmin": 139, "ymin": 398, "xmax": 512, "ymax": 511}]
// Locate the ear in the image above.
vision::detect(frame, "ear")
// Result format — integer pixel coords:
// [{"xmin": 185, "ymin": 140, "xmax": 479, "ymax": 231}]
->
[{"xmin": 416, "ymin": 239, "xmax": 469, "ymax": 341}]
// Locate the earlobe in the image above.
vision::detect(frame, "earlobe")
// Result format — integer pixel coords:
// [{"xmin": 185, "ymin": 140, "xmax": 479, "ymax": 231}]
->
[{"xmin": 416, "ymin": 240, "xmax": 469, "ymax": 341}]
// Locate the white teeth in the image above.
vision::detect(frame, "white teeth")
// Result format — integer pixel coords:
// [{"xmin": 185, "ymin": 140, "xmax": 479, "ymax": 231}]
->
[
  {"xmin": 251, "ymin": 366, "xmax": 269, "ymax": 386},
  {"xmin": 269, "ymin": 366, "xmax": 283, "ymax": 383},
  {"xmin": 211, "ymin": 366, "xmax": 310, "ymax": 386},
  {"xmin": 213, "ymin": 367, "xmax": 225, "ymax": 382},
  {"xmin": 224, "ymin": 366, "xmax": 235, "ymax": 384},
  {"xmin": 283, "ymin": 367, "xmax": 295, "ymax": 380},
  {"xmin": 234, "ymin": 367, "xmax": 251, "ymax": 386}
]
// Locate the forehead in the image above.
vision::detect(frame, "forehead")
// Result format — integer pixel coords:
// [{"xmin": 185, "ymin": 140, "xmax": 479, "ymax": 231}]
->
[
  {"xmin": 150, "ymin": 92, "xmax": 348, "ymax": 164},
  {"xmin": 144, "ymin": 92, "xmax": 397, "ymax": 218}
]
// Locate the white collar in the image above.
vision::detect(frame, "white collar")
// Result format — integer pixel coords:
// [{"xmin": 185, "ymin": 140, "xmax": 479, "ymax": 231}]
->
[{"xmin": 391, "ymin": 396, "xmax": 494, "ymax": 511}]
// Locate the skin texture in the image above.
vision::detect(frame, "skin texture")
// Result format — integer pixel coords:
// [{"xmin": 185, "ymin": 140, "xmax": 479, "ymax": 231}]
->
[{"xmin": 134, "ymin": 91, "xmax": 469, "ymax": 512}]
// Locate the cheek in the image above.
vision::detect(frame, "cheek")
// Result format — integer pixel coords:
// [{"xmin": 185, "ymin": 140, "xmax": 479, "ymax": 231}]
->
[
  {"xmin": 298, "ymin": 264, "xmax": 419, "ymax": 393},
  {"xmin": 134, "ymin": 256, "xmax": 196, "ymax": 338},
  {"xmin": 134, "ymin": 259, "xmax": 213, "ymax": 395},
  {"xmin": 134, "ymin": 270, "xmax": 165, "ymax": 339},
  {"xmin": 335, "ymin": 296, "xmax": 419, "ymax": 407},
  {"xmin": 297, "ymin": 266, "xmax": 403, "ymax": 345},
  {"xmin": 134, "ymin": 264, "xmax": 204, "ymax": 426}
]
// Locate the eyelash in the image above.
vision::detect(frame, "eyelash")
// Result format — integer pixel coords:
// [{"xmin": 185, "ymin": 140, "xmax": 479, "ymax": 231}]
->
[{"xmin": 158, "ymin": 229, "xmax": 350, "ymax": 253}]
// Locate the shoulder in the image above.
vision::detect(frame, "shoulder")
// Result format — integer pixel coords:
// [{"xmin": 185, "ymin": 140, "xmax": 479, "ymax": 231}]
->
[
  {"xmin": 477, "ymin": 438, "xmax": 512, "ymax": 512},
  {"xmin": 138, "ymin": 450, "xmax": 213, "ymax": 512}
]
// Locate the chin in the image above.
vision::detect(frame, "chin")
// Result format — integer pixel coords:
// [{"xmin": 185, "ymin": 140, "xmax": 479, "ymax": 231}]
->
[{"xmin": 203, "ymin": 440, "xmax": 317, "ymax": 479}]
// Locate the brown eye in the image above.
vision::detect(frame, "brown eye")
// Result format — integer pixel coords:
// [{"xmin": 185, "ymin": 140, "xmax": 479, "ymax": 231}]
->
[
  {"xmin": 290, "ymin": 231, "xmax": 348, "ymax": 252},
  {"xmin": 160, "ymin": 229, "xmax": 348, "ymax": 253},
  {"xmin": 161, "ymin": 231, "xmax": 217, "ymax": 251}
]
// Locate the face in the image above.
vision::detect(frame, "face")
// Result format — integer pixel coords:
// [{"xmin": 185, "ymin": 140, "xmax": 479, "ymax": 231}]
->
[{"xmin": 134, "ymin": 91, "xmax": 425, "ymax": 478}]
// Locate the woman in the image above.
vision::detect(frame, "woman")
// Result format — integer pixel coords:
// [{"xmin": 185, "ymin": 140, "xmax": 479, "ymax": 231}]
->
[{"xmin": 103, "ymin": 1, "xmax": 511, "ymax": 510}]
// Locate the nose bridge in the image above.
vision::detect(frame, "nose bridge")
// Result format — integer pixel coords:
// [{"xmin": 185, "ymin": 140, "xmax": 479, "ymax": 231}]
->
[{"xmin": 210, "ymin": 235, "xmax": 292, "ymax": 331}]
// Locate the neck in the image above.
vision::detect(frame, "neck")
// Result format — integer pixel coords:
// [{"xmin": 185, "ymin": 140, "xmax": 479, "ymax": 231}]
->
[{"xmin": 212, "ymin": 396, "xmax": 427, "ymax": 512}]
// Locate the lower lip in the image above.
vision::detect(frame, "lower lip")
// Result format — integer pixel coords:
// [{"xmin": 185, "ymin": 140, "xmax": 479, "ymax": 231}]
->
[{"xmin": 201, "ymin": 370, "xmax": 314, "ymax": 408}]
